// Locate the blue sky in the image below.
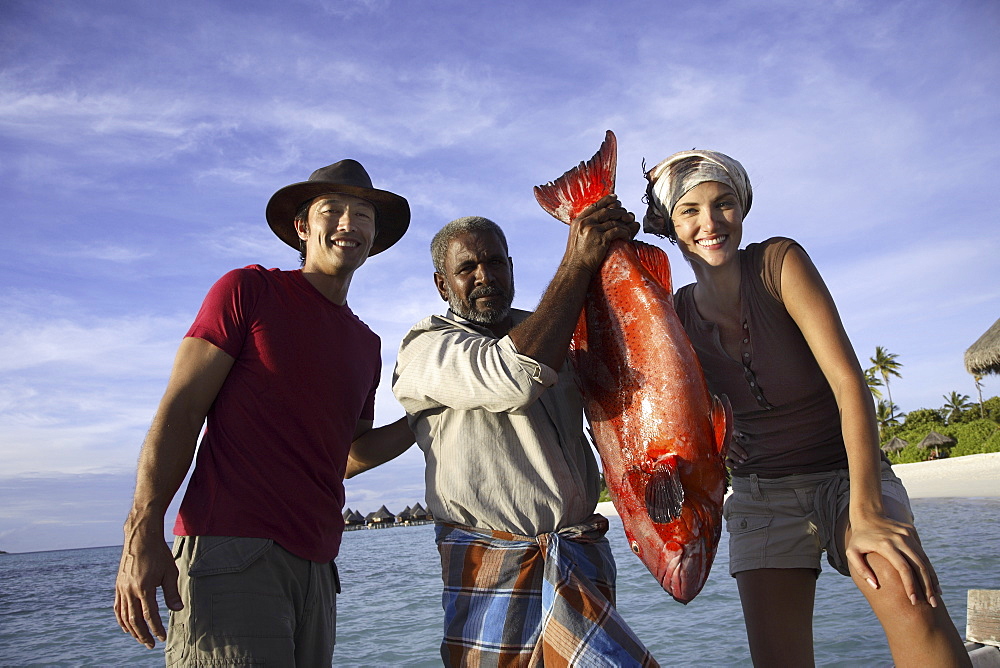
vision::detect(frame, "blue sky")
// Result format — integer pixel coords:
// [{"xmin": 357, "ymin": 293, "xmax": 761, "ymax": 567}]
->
[{"xmin": 1, "ymin": 0, "xmax": 998, "ymax": 553}]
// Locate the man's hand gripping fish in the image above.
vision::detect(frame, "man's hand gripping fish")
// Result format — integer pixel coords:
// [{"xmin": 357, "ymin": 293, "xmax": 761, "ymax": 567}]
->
[{"xmin": 534, "ymin": 131, "xmax": 732, "ymax": 604}]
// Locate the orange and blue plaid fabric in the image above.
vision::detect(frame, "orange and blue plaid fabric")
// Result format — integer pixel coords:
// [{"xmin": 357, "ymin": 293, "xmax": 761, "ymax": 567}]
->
[{"xmin": 435, "ymin": 515, "xmax": 659, "ymax": 667}]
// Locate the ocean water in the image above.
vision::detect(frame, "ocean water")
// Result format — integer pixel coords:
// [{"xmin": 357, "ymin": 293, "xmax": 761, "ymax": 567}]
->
[{"xmin": 1, "ymin": 497, "xmax": 997, "ymax": 667}]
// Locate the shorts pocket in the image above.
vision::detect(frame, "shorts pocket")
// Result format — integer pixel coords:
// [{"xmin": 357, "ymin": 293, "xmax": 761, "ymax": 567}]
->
[
  {"xmin": 164, "ymin": 622, "xmax": 186, "ymax": 666},
  {"xmin": 187, "ymin": 536, "xmax": 273, "ymax": 577},
  {"xmin": 726, "ymin": 514, "xmax": 771, "ymax": 534},
  {"xmin": 211, "ymin": 592, "xmax": 294, "ymax": 639}
]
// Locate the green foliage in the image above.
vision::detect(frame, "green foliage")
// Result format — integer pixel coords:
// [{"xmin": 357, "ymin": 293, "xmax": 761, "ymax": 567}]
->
[
  {"xmin": 949, "ymin": 419, "xmax": 1000, "ymax": 456},
  {"xmin": 885, "ymin": 418, "xmax": 1000, "ymax": 461},
  {"xmin": 886, "ymin": 443, "xmax": 933, "ymax": 465},
  {"xmin": 941, "ymin": 391, "xmax": 975, "ymax": 424},
  {"xmin": 951, "ymin": 419, "xmax": 999, "ymax": 443},
  {"xmin": 870, "ymin": 347, "xmax": 903, "ymax": 423},
  {"xmin": 597, "ymin": 472, "xmax": 611, "ymax": 502},
  {"xmin": 900, "ymin": 408, "xmax": 945, "ymax": 432},
  {"xmin": 981, "ymin": 396, "xmax": 1000, "ymax": 422},
  {"xmin": 870, "ymin": 346, "xmax": 903, "ymax": 380},
  {"xmin": 875, "ymin": 400, "xmax": 900, "ymax": 438},
  {"xmin": 864, "ymin": 367, "xmax": 883, "ymax": 401}
]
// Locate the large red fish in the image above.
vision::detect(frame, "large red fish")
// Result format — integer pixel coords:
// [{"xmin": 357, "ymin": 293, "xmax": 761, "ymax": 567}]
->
[{"xmin": 534, "ymin": 131, "xmax": 732, "ymax": 604}]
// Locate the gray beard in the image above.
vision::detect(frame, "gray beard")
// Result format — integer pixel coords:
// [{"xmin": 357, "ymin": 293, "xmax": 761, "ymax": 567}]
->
[{"xmin": 446, "ymin": 284, "xmax": 514, "ymax": 325}]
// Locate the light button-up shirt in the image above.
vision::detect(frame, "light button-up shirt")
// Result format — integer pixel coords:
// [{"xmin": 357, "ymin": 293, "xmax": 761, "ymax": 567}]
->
[{"xmin": 392, "ymin": 310, "xmax": 600, "ymax": 536}]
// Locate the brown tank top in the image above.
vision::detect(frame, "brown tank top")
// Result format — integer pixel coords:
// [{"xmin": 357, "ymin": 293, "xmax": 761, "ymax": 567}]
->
[{"xmin": 674, "ymin": 237, "xmax": 849, "ymax": 477}]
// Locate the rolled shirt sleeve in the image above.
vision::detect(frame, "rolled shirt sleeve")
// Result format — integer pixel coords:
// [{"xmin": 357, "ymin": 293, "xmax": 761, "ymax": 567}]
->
[{"xmin": 393, "ymin": 315, "xmax": 558, "ymax": 414}]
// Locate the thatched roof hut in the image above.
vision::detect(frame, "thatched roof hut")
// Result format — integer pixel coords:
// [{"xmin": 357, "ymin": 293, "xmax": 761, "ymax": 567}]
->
[
  {"xmin": 881, "ymin": 436, "xmax": 908, "ymax": 453},
  {"xmin": 369, "ymin": 505, "xmax": 395, "ymax": 525},
  {"xmin": 343, "ymin": 507, "xmax": 360, "ymax": 525},
  {"xmin": 396, "ymin": 506, "xmax": 413, "ymax": 523},
  {"xmin": 965, "ymin": 317, "xmax": 1000, "ymax": 376},
  {"xmin": 350, "ymin": 510, "xmax": 365, "ymax": 524},
  {"xmin": 410, "ymin": 502, "xmax": 432, "ymax": 521},
  {"xmin": 917, "ymin": 430, "xmax": 956, "ymax": 450}
]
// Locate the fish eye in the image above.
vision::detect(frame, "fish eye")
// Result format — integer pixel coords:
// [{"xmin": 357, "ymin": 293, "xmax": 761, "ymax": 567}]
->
[{"xmin": 630, "ymin": 540, "xmax": 640, "ymax": 555}]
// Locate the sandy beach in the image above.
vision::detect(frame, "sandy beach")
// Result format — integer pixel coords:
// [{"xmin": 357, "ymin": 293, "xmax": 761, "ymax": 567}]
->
[{"xmin": 595, "ymin": 452, "xmax": 1000, "ymax": 517}]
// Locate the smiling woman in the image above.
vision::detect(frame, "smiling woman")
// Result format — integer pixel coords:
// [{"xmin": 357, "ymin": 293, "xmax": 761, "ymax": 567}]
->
[{"xmin": 641, "ymin": 149, "xmax": 973, "ymax": 667}]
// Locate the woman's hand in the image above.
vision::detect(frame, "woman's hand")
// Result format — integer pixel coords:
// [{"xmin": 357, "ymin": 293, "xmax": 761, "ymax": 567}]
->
[
  {"xmin": 846, "ymin": 511, "xmax": 941, "ymax": 608},
  {"xmin": 726, "ymin": 430, "xmax": 749, "ymax": 468}
]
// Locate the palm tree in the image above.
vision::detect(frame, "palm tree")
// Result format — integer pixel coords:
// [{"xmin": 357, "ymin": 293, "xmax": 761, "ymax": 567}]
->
[
  {"xmin": 864, "ymin": 366, "xmax": 883, "ymax": 402},
  {"xmin": 875, "ymin": 400, "xmax": 900, "ymax": 439},
  {"xmin": 870, "ymin": 347, "xmax": 902, "ymax": 422},
  {"xmin": 941, "ymin": 391, "xmax": 974, "ymax": 424},
  {"xmin": 973, "ymin": 374, "xmax": 985, "ymax": 419}
]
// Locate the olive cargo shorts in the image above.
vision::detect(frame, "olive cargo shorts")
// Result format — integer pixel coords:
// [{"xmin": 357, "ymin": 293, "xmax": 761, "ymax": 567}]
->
[
  {"xmin": 724, "ymin": 462, "xmax": 913, "ymax": 577},
  {"xmin": 165, "ymin": 536, "xmax": 339, "ymax": 667}
]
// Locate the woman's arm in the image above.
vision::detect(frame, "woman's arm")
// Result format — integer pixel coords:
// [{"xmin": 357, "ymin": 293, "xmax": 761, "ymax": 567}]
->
[{"xmin": 780, "ymin": 245, "xmax": 939, "ymax": 606}]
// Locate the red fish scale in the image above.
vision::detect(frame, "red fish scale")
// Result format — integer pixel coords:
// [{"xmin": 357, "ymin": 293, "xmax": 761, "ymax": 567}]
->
[{"xmin": 571, "ymin": 241, "xmax": 727, "ymax": 603}]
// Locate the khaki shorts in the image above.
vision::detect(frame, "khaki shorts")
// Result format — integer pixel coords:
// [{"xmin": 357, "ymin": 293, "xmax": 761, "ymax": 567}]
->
[
  {"xmin": 724, "ymin": 462, "xmax": 912, "ymax": 577},
  {"xmin": 165, "ymin": 536, "xmax": 339, "ymax": 667}
]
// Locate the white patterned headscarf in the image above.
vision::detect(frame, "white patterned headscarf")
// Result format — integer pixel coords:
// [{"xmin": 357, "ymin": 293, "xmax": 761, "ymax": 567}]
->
[{"xmin": 642, "ymin": 150, "xmax": 752, "ymax": 242}]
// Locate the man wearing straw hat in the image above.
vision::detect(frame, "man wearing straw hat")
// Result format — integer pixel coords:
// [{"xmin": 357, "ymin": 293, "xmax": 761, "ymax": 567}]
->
[{"xmin": 114, "ymin": 160, "xmax": 414, "ymax": 664}]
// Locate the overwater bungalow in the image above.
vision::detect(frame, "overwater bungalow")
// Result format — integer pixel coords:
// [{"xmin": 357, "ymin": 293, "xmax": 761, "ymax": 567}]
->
[
  {"xmin": 367, "ymin": 505, "xmax": 396, "ymax": 528},
  {"xmin": 410, "ymin": 502, "xmax": 433, "ymax": 522},
  {"xmin": 396, "ymin": 506, "xmax": 413, "ymax": 525},
  {"xmin": 343, "ymin": 508, "xmax": 362, "ymax": 528}
]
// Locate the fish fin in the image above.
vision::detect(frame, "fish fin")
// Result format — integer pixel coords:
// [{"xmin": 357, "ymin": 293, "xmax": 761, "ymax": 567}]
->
[
  {"xmin": 644, "ymin": 456, "xmax": 684, "ymax": 524},
  {"xmin": 633, "ymin": 240, "xmax": 674, "ymax": 296},
  {"xmin": 533, "ymin": 130, "xmax": 617, "ymax": 224},
  {"xmin": 712, "ymin": 394, "xmax": 734, "ymax": 459}
]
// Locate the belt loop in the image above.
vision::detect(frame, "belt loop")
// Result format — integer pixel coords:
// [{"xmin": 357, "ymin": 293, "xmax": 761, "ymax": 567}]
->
[{"xmin": 749, "ymin": 474, "xmax": 765, "ymax": 501}]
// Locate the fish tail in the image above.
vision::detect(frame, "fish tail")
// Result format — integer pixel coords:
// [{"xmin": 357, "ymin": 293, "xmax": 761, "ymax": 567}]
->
[
  {"xmin": 712, "ymin": 394, "xmax": 734, "ymax": 459},
  {"xmin": 633, "ymin": 240, "xmax": 674, "ymax": 296},
  {"xmin": 533, "ymin": 130, "xmax": 617, "ymax": 224}
]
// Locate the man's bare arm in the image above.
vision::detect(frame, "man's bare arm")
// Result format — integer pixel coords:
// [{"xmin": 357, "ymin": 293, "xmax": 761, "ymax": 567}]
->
[
  {"xmin": 114, "ymin": 337, "xmax": 235, "ymax": 649},
  {"xmin": 508, "ymin": 195, "xmax": 636, "ymax": 369},
  {"xmin": 345, "ymin": 416, "xmax": 415, "ymax": 479}
]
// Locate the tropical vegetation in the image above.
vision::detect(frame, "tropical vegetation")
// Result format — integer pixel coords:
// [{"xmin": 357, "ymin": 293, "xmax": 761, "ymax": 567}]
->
[
  {"xmin": 880, "ymin": 396, "xmax": 1000, "ymax": 464},
  {"xmin": 861, "ymin": 345, "xmax": 1000, "ymax": 463},
  {"xmin": 870, "ymin": 346, "xmax": 903, "ymax": 422}
]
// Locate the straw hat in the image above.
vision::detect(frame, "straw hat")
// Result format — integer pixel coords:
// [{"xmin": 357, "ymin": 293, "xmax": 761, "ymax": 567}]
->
[{"xmin": 266, "ymin": 159, "xmax": 410, "ymax": 256}]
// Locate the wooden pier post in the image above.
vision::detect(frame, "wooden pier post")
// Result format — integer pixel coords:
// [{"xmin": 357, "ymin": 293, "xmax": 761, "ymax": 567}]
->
[
  {"xmin": 966, "ymin": 590, "xmax": 1000, "ymax": 668},
  {"xmin": 968, "ymin": 590, "xmax": 1000, "ymax": 647}
]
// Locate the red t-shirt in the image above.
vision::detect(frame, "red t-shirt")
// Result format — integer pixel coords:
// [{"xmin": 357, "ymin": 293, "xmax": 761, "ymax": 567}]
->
[{"xmin": 173, "ymin": 266, "xmax": 380, "ymax": 562}]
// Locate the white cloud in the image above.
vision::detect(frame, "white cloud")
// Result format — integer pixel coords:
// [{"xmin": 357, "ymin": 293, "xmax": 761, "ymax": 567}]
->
[{"xmin": 0, "ymin": 0, "xmax": 997, "ymax": 553}]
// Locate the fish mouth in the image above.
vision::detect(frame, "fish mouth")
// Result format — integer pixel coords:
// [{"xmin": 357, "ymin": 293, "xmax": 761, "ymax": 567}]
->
[{"xmin": 660, "ymin": 543, "xmax": 709, "ymax": 605}]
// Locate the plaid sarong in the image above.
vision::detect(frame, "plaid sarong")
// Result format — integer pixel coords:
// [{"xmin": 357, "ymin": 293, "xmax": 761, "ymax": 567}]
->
[{"xmin": 435, "ymin": 515, "xmax": 659, "ymax": 667}]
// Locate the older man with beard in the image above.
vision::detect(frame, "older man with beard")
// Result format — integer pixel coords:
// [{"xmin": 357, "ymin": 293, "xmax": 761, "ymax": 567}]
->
[{"xmin": 388, "ymin": 203, "xmax": 658, "ymax": 667}]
